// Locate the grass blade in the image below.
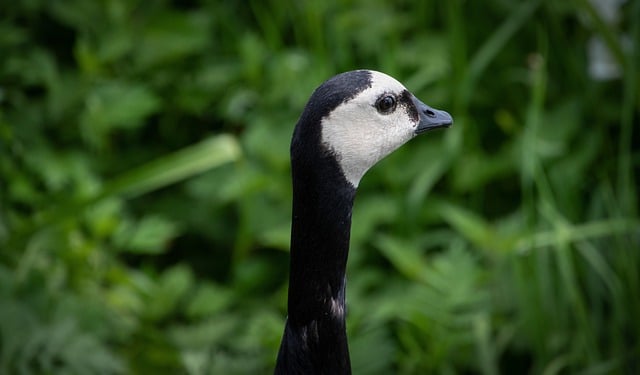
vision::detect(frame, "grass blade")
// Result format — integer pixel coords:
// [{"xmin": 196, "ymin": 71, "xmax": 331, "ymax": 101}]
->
[
  {"xmin": 23, "ymin": 135, "xmax": 241, "ymax": 234},
  {"xmin": 460, "ymin": 0, "xmax": 541, "ymax": 105},
  {"xmin": 101, "ymin": 134, "xmax": 241, "ymax": 199}
]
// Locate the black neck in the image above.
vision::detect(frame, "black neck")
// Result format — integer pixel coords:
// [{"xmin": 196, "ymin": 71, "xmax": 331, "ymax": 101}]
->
[{"xmin": 275, "ymin": 152, "xmax": 356, "ymax": 375}]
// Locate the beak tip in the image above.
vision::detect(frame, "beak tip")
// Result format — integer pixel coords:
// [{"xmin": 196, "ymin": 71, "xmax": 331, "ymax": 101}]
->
[
  {"xmin": 414, "ymin": 111, "xmax": 453, "ymax": 134},
  {"xmin": 410, "ymin": 96, "xmax": 454, "ymax": 134}
]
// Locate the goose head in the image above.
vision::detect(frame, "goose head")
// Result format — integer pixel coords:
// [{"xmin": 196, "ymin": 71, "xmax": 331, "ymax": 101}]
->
[{"xmin": 292, "ymin": 69, "xmax": 453, "ymax": 187}]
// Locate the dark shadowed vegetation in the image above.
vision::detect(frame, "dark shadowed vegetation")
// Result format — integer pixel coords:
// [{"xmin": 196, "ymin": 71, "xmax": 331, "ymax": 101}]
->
[{"xmin": 1, "ymin": 0, "xmax": 639, "ymax": 373}]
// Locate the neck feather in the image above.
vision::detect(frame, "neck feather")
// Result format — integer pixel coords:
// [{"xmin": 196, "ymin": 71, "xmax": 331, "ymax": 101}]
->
[{"xmin": 275, "ymin": 151, "xmax": 356, "ymax": 375}]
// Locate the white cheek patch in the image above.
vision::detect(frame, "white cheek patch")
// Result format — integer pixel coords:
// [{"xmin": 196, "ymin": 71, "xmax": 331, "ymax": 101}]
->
[{"xmin": 321, "ymin": 72, "xmax": 418, "ymax": 187}]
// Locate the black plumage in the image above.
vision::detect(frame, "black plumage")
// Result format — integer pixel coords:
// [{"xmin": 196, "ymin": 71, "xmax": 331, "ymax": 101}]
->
[
  {"xmin": 275, "ymin": 70, "xmax": 452, "ymax": 375},
  {"xmin": 275, "ymin": 72, "xmax": 371, "ymax": 375}
]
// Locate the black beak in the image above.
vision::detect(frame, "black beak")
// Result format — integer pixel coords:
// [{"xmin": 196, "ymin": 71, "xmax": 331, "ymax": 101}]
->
[{"xmin": 412, "ymin": 96, "xmax": 453, "ymax": 134}]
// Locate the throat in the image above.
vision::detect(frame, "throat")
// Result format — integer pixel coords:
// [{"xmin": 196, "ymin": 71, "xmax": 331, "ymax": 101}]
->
[
  {"xmin": 276, "ymin": 155, "xmax": 356, "ymax": 374},
  {"xmin": 287, "ymin": 166, "xmax": 355, "ymax": 324}
]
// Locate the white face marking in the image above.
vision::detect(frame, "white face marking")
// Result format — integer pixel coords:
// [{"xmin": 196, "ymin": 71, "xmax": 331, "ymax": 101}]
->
[{"xmin": 320, "ymin": 71, "xmax": 418, "ymax": 187}]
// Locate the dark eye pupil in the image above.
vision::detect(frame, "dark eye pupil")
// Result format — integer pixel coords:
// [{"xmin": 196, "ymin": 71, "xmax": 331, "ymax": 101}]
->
[{"xmin": 377, "ymin": 95, "xmax": 396, "ymax": 113}]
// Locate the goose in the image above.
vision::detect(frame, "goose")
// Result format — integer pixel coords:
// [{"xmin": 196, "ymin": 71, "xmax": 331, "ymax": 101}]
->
[{"xmin": 275, "ymin": 70, "xmax": 453, "ymax": 375}]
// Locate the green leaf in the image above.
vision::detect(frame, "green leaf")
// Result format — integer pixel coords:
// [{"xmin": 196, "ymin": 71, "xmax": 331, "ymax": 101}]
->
[
  {"xmin": 135, "ymin": 11, "xmax": 210, "ymax": 68},
  {"xmin": 81, "ymin": 81, "xmax": 160, "ymax": 134},
  {"xmin": 102, "ymin": 135, "xmax": 241, "ymax": 199},
  {"xmin": 25, "ymin": 135, "xmax": 241, "ymax": 234},
  {"xmin": 185, "ymin": 283, "xmax": 234, "ymax": 319},
  {"xmin": 146, "ymin": 265, "xmax": 194, "ymax": 321},
  {"xmin": 115, "ymin": 215, "xmax": 179, "ymax": 255},
  {"xmin": 350, "ymin": 325, "xmax": 395, "ymax": 375},
  {"xmin": 374, "ymin": 234, "xmax": 428, "ymax": 281},
  {"xmin": 436, "ymin": 202, "xmax": 494, "ymax": 245}
]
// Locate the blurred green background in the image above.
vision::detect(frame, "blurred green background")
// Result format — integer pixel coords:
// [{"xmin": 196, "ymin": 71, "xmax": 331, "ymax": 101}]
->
[{"xmin": 1, "ymin": 0, "xmax": 639, "ymax": 374}]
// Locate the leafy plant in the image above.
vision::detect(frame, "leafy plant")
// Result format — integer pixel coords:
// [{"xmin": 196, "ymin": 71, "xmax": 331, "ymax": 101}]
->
[{"xmin": 1, "ymin": 0, "xmax": 638, "ymax": 374}]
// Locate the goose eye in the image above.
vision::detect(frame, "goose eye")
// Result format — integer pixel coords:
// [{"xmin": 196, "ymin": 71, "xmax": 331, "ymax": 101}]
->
[{"xmin": 375, "ymin": 95, "xmax": 396, "ymax": 114}]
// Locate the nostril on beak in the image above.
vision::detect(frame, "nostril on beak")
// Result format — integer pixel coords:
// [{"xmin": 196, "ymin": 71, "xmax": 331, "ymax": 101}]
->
[{"xmin": 425, "ymin": 109, "xmax": 436, "ymax": 118}]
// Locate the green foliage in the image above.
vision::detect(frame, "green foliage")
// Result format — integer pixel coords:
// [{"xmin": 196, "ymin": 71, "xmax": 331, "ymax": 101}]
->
[{"xmin": 1, "ymin": 0, "xmax": 639, "ymax": 374}]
